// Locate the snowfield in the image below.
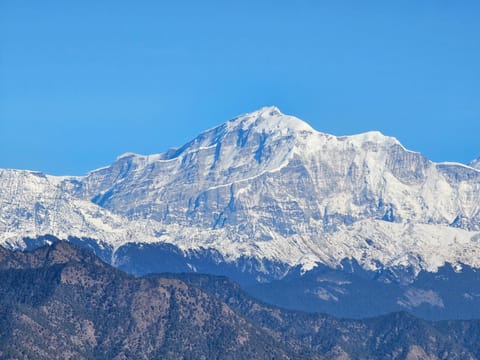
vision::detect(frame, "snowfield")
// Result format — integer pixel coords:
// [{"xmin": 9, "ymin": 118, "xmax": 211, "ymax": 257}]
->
[{"xmin": 1, "ymin": 106, "xmax": 479, "ymax": 276}]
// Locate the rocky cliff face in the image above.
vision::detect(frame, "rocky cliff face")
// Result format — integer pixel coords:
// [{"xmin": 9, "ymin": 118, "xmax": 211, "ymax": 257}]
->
[
  {"xmin": 74, "ymin": 108, "xmax": 480, "ymax": 267},
  {"xmin": 0, "ymin": 169, "xmax": 159, "ymax": 249},
  {"xmin": 64, "ymin": 107, "xmax": 480, "ymax": 233},
  {"xmin": 1, "ymin": 107, "xmax": 479, "ymax": 276}
]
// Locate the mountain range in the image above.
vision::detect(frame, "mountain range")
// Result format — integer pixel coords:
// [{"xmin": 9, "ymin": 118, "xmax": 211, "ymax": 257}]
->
[
  {"xmin": 1, "ymin": 106, "xmax": 479, "ymax": 319},
  {"xmin": 2, "ymin": 242, "xmax": 480, "ymax": 359}
]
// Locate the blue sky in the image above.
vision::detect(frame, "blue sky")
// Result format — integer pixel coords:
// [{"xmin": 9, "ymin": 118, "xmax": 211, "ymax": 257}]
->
[{"xmin": 1, "ymin": 0, "xmax": 479, "ymax": 175}]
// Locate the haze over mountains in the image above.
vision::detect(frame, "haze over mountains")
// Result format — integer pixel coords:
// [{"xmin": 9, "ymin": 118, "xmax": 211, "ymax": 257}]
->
[
  {"xmin": 2, "ymin": 242, "xmax": 480, "ymax": 359},
  {"xmin": 1, "ymin": 107, "xmax": 479, "ymax": 319}
]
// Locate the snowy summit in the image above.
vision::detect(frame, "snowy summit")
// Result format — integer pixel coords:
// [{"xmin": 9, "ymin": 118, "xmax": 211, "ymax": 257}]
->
[{"xmin": 0, "ymin": 107, "xmax": 479, "ymax": 276}]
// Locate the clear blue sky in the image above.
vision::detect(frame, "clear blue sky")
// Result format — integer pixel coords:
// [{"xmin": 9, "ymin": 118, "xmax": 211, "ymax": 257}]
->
[{"xmin": 1, "ymin": 0, "xmax": 479, "ymax": 175}]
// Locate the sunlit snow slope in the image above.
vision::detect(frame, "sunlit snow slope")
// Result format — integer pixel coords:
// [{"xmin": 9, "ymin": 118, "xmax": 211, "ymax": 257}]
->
[{"xmin": 1, "ymin": 107, "xmax": 480, "ymax": 275}]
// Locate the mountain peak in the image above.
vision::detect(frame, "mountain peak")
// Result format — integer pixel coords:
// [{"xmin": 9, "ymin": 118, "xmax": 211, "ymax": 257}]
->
[
  {"xmin": 3, "ymin": 107, "xmax": 480, "ymax": 279},
  {"xmin": 226, "ymin": 106, "xmax": 314, "ymax": 135},
  {"xmin": 470, "ymin": 157, "xmax": 480, "ymax": 169},
  {"xmin": 344, "ymin": 130, "xmax": 402, "ymax": 148},
  {"xmin": 115, "ymin": 152, "xmax": 140, "ymax": 161},
  {"xmin": 249, "ymin": 105, "xmax": 282, "ymax": 117}
]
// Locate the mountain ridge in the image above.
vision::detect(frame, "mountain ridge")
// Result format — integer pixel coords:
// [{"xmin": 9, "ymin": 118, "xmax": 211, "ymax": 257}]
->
[
  {"xmin": 1, "ymin": 107, "xmax": 479, "ymax": 277},
  {"xmin": 470, "ymin": 157, "xmax": 480, "ymax": 170},
  {"xmin": 1, "ymin": 241, "xmax": 480, "ymax": 359}
]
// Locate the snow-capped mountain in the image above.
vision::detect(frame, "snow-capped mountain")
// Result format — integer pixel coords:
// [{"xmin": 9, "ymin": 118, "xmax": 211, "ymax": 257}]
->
[
  {"xmin": 0, "ymin": 169, "xmax": 165, "ymax": 250},
  {"xmin": 1, "ymin": 106, "xmax": 480, "ymax": 277},
  {"xmin": 68, "ymin": 106, "xmax": 480, "ymax": 232}
]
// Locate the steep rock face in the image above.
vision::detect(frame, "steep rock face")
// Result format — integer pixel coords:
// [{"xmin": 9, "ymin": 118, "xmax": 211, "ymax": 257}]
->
[
  {"xmin": 0, "ymin": 170, "xmax": 160, "ymax": 249},
  {"xmin": 66, "ymin": 107, "xmax": 480, "ymax": 234},
  {"xmin": 60, "ymin": 107, "xmax": 480, "ymax": 272},
  {"xmin": 0, "ymin": 107, "xmax": 479, "ymax": 276}
]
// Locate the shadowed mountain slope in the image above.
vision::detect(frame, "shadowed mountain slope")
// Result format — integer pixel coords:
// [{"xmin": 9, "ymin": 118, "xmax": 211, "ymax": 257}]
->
[{"xmin": 1, "ymin": 243, "xmax": 480, "ymax": 359}]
